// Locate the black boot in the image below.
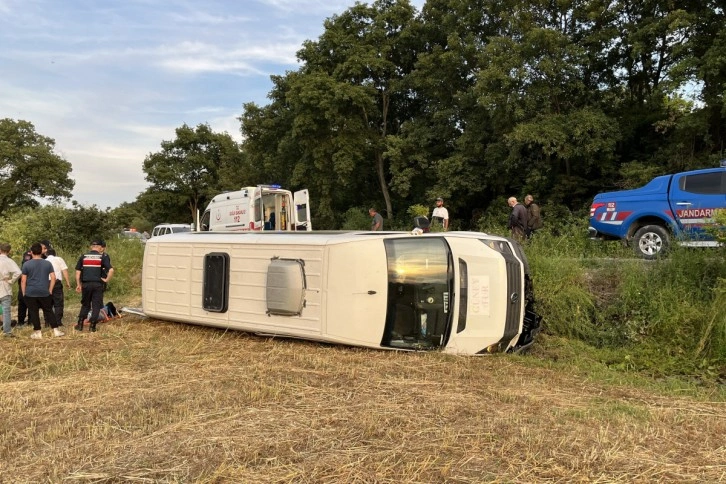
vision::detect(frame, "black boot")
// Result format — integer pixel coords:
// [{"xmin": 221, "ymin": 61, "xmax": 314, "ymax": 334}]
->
[
  {"xmin": 90, "ymin": 321, "xmax": 97, "ymax": 332},
  {"xmin": 74, "ymin": 320, "xmax": 83, "ymax": 331}
]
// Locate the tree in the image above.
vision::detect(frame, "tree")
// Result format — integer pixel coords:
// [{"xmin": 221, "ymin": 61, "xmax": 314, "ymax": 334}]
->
[
  {"xmin": 240, "ymin": 0, "xmax": 422, "ymax": 226},
  {"xmin": 0, "ymin": 118, "xmax": 74, "ymax": 216},
  {"xmin": 400, "ymin": 0, "xmax": 519, "ymax": 214},
  {"xmin": 110, "ymin": 201, "xmax": 154, "ymax": 233},
  {"xmin": 142, "ymin": 124, "xmax": 243, "ymax": 222},
  {"xmin": 236, "ymin": 0, "xmax": 726, "ymax": 228}
]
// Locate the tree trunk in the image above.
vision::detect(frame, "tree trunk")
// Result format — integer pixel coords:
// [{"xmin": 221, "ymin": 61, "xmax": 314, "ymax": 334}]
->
[{"xmin": 376, "ymin": 151, "xmax": 393, "ymax": 219}]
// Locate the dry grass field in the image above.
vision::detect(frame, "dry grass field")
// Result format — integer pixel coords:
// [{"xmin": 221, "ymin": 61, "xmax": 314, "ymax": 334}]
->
[{"xmin": 1, "ymin": 305, "xmax": 725, "ymax": 483}]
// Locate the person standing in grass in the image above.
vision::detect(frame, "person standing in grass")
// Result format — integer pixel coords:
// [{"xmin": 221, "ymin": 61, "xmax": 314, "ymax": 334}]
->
[
  {"xmin": 45, "ymin": 248, "xmax": 72, "ymax": 328},
  {"xmin": 431, "ymin": 197, "xmax": 449, "ymax": 231},
  {"xmin": 75, "ymin": 240, "xmax": 113, "ymax": 332},
  {"xmin": 21, "ymin": 243, "xmax": 63, "ymax": 339},
  {"xmin": 507, "ymin": 197, "xmax": 528, "ymax": 243},
  {"xmin": 524, "ymin": 194, "xmax": 543, "ymax": 238},
  {"xmin": 369, "ymin": 208, "xmax": 383, "ymax": 231},
  {"xmin": 0, "ymin": 243, "xmax": 22, "ymax": 337},
  {"xmin": 15, "ymin": 246, "xmax": 34, "ymax": 327}
]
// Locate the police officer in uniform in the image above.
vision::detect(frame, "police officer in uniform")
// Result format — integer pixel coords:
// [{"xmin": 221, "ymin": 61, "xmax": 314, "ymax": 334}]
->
[{"xmin": 75, "ymin": 240, "xmax": 113, "ymax": 332}]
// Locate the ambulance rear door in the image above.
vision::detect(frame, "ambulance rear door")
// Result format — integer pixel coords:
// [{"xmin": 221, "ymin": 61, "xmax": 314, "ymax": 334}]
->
[
  {"xmin": 294, "ymin": 189, "xmax": 312, "ymax": 231},
  {"xmin": 252, "ymin": 187, "xmax": 264, "ymax": 231}
]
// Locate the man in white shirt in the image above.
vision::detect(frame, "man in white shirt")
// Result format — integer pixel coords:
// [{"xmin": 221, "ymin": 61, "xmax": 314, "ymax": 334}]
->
[
  {"xmin": 0, "ymin": 243, "xmax": 22, "ymax": 337},
  {"xmin": 45, "ymin": 247, "xmax": 72, "ymax": 328},
  {"xmin": 431, "ymin": 197, "xmax": 449, "ymax": 231}
]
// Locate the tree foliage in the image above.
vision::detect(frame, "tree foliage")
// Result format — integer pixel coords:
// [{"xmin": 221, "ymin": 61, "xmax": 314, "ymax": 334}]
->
[
  {"xmin": 241, "ymin": 0, "xmax": 421, "ymax": 226},
  {"xmin": 0, "ymin": 118, "xmax": 74, "ymax": 217},
  {"xmin": 110, "ymin": 0, "xmax": 726, "ymax": 230},
  {"xmin": 141, "ymin": 124, "xmax": 243, "ymax": 223},
  {"xmin": 235, "ymin": 0, "xmax": 725, "ymax": 229}
]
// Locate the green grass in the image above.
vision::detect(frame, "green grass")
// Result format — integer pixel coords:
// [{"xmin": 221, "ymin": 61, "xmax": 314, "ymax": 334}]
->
[
  {"xmin": 102, "ymin": 239, "xmax": 145, "ymax": 303},
  {"xmin": 527, "ymin": 233, "xmax": 726, "ymax": 384},
  {"xmin": 468, "ymin": 214, "xmax": 726, "ymax": 384},
  {"xmin": 72, "ymin": 231, "xmax": 726, "ymax": 386}
]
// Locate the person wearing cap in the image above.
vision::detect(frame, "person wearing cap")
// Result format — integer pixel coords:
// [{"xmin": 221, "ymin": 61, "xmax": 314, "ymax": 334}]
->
[
  {"xmin": 74, "ymin": 240, "xmax": 113, "ymax": 332},
  {"xmin": 21, "ymin": 242, "xmax": 63, "ymax": 339},
  {"xmin": 431, "ymin": 197, "xmax": 449, "ymax": 231}
]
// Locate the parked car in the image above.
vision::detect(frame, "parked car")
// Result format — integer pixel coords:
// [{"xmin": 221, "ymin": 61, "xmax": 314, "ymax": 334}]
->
[
  {"xmin": 118, "ymin": 231, "xmax": 148, "ymax": 243},
  {"xmin": 151, "ymin": 223, "xmax": 193, "ymax": 237}
]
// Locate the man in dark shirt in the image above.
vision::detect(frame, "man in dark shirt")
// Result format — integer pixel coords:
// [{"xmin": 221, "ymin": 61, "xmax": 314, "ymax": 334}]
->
[
  {"xmin": 507, "ymin": 197, "xmax": 528, "ymax": 243},
  {"xmin": 75, "ymin": 240, "xmax": 114, "ymax": 332},
  {"xmin": 16, "ymin": 241, "xmax": 50, "ymax": 327},
  {"xmin": 21, "ymin": 243, "xmax": 63, "ymax": 339},
  {"xmin": 524, "ymin": 194, "xmax": 543, "ymax": 238},
  {"xmin": 15, "ymin": 247, "xmax": 33, "ymax": 327}
]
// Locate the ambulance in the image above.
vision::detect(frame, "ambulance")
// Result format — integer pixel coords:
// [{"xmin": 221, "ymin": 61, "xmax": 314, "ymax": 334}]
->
[{"xmin": 198, "ymin": 185, "xmax": 312, "ymax": 232}]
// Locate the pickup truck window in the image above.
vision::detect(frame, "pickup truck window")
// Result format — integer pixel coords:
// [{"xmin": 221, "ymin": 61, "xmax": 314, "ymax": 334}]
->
[{"xmin": 678, "ymin": 172, "xmax": 724, "ymax": 195}]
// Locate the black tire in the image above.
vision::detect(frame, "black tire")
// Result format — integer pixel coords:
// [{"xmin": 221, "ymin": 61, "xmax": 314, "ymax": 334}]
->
[{"xmin": 632, "ymin": 225, "xmax": 670, "ymax": 259}]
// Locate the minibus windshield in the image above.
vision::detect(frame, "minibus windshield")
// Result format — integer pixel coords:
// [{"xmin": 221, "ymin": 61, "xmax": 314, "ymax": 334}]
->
[{"xmin": 381, "ymin": 238, "xmax": 453, "ymax": 350}]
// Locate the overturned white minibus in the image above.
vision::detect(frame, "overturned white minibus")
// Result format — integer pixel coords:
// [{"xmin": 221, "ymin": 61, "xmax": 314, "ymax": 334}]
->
[{"xmin": 141, "ymin": 231, "xmax": 541, "ymax": 355}]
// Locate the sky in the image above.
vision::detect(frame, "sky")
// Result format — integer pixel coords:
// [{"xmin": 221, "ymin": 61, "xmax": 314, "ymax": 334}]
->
[{"xmin": 0, "ymin": 0, "xmax": 424, "ymax": 209}]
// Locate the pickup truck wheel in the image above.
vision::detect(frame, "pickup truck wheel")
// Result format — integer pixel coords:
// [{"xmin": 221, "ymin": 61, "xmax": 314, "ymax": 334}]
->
[{"xmin": 633, "ymin": 225, "xmax": 669, "ymax": 259}]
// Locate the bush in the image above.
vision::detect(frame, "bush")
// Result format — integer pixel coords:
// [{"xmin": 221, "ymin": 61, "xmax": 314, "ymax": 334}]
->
[
  {"xmin": 528, "ymin": 239, "xmax": 726, "ymax": 379},
  {"xmin": 529, "ymin": 255, "xmax": 599, "ymax": 342},
  {"xmin": 705, "ymin": 208, "xmax": 726, "ymax": 245},
  {"xmin": 0, "ymin": 205, "xmax": 118, "ymax": 253},
  {"xmin": 340, "ymin": 207, "xmax": 372, "ymax": 230}
]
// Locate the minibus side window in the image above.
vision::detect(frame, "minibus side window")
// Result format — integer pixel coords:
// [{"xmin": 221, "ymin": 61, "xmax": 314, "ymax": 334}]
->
[{"xmin": 203, "ymin": 252, "xmax": 230, "ymax": 312}]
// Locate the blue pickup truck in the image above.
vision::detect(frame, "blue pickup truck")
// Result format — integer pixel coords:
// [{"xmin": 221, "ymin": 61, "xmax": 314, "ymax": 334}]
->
[{"xmin": 588, "ymin": 162, "xmax": 726, "ymax": 259}]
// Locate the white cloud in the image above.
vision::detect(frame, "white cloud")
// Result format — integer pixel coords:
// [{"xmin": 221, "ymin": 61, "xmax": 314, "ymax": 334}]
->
[
  {"xmin": 256, "ymin": 0, "xmax": 358, "ymax": 14},
  {"xmin": 159, "ymin": 57, "xmax": 261, "ymax": 75},
  {"xmin": 168, "ymin": 11, "xmax": 253, "ymax": 25},
  {"xmin": 156, "ymin": 41, "xmax": 301, "ymax": 75},
  {"xmin": 208, "ymin": 113, "xmax": 244, "ymax": 142},
  {"xmin": 0, "ymin": 0, "xmax": 423, "ymax": 208}
]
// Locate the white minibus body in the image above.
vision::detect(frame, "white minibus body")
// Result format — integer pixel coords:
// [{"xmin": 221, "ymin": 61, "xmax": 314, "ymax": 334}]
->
[{"xmin": 141, "ymin": 231, "xmax": 540, "ymax": 355}]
